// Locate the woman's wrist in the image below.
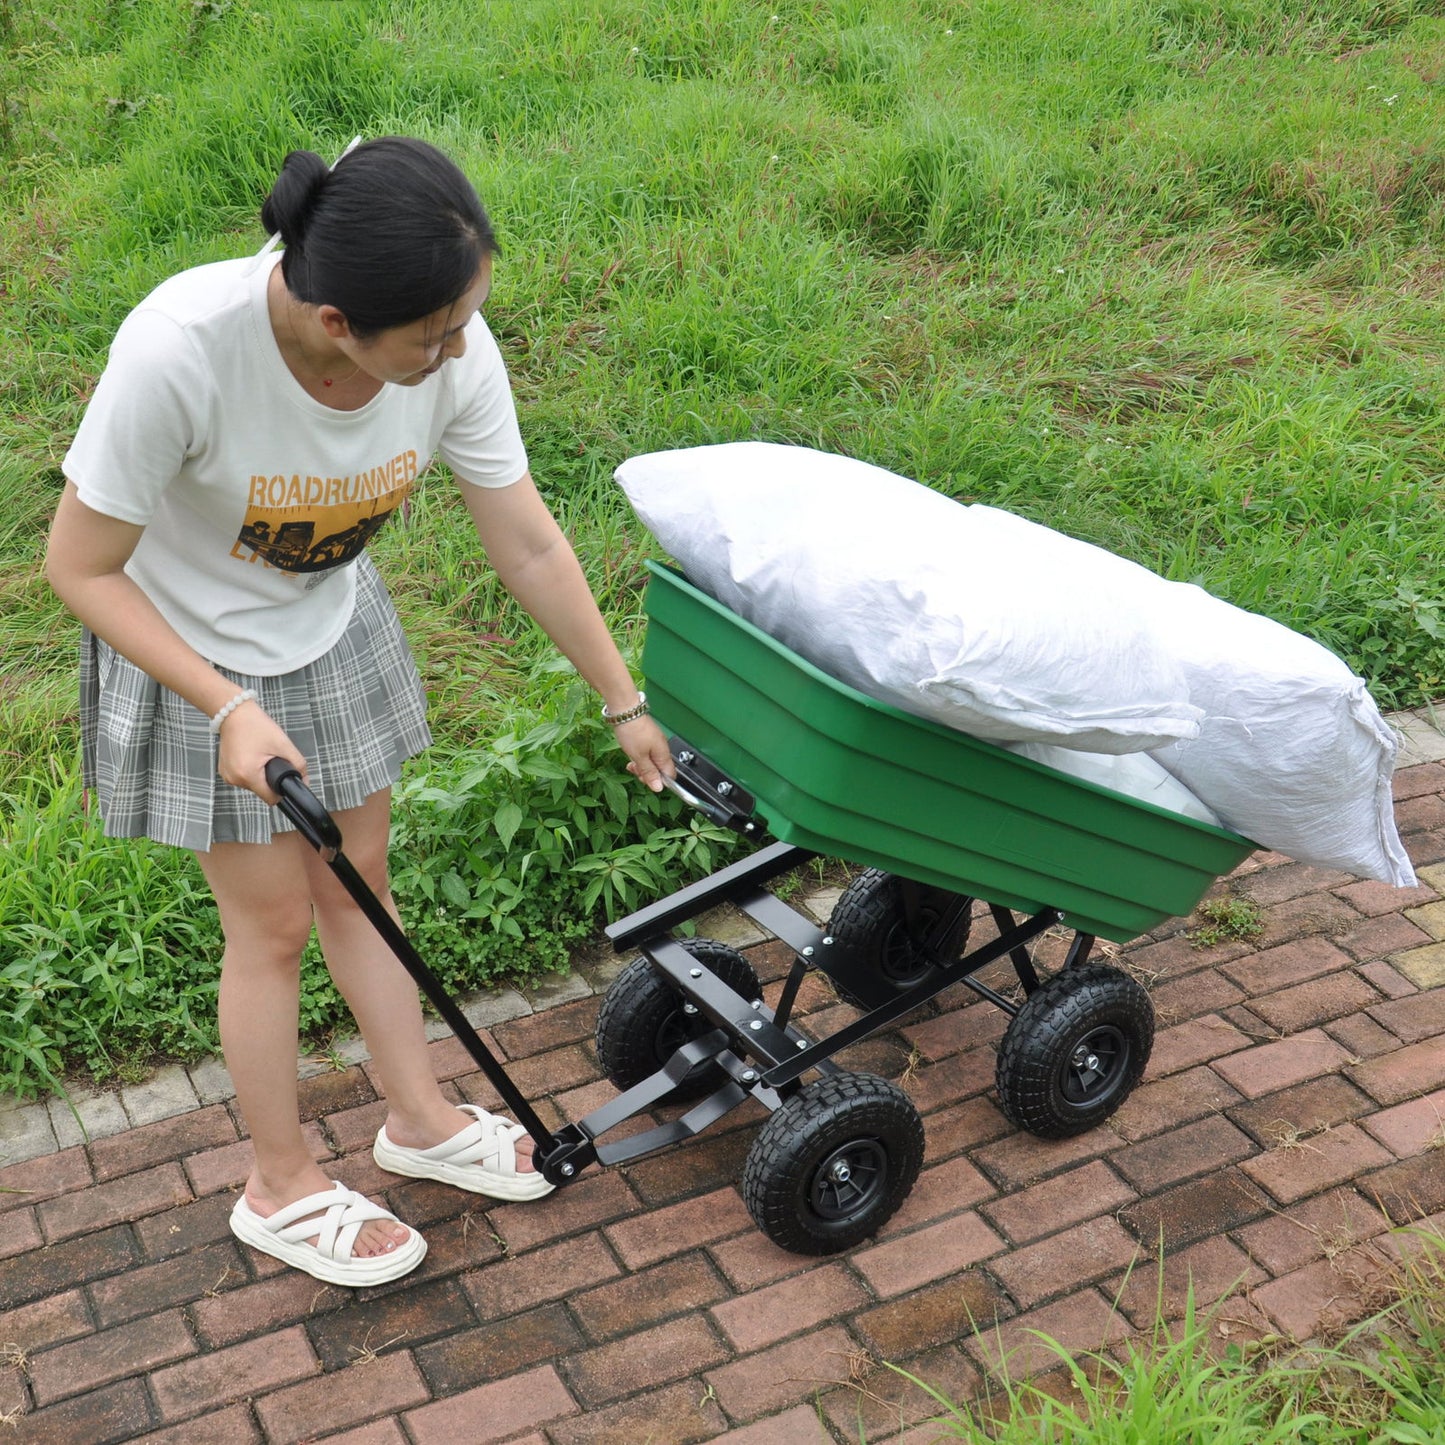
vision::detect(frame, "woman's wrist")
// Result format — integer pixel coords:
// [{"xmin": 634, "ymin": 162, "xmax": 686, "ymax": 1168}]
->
[{"xmin": 600, "ymin": 691, "xmax": 649, "ymax": 727}]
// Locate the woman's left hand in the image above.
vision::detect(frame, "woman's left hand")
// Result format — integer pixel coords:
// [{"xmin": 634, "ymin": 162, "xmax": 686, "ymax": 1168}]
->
[{"xmin": 615, "ymin": 715, "xmax": 675, "ymax": 792}]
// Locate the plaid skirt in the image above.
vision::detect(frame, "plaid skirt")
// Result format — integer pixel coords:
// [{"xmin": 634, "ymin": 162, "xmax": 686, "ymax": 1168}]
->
[{"xmin": 80, "ymin": 554, "xmax": 432, "ymax": 852}]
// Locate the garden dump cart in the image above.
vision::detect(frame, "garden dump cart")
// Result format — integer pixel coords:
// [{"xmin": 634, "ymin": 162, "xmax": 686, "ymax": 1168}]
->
[{"xmin": 267, "ymin": 562, "xmax": 1256, "ymax": 1257}]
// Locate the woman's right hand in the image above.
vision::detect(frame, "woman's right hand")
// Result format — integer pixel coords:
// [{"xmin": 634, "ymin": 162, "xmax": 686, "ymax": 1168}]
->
[{"xmin": 215, "ymin": 699, "xmax": 308, "ymax": 803}]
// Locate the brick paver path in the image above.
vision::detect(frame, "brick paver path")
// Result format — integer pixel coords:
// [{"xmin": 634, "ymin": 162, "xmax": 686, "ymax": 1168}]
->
[{"xmin": 4, "ymin": 717, "xmax": 1445, "ymax": 1443}]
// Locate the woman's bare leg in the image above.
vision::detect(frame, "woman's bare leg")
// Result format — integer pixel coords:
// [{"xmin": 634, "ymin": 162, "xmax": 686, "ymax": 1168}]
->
[
  {"xmin": 195, "ymin": 835, "xmax": 411, "ymax": 1257},
  {"xmin": 299, "ymin": 789, "xmax": 536, "ymax": 1166}
]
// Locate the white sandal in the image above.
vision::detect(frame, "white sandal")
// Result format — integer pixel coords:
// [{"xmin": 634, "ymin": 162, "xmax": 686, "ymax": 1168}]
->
[
  {"xmin": 373, "ymin": 1103, "xmax": 555, "ymax": 1202},
  {"xmin": 229, "ymin": 1181, "xmax": 427, "ymax": 1287}
]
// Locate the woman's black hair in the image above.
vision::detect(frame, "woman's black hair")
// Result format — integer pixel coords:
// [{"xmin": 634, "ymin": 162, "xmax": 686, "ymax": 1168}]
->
[{"xmin": 260, "ymin": 136, "xmax": 498, "ymax": 338}]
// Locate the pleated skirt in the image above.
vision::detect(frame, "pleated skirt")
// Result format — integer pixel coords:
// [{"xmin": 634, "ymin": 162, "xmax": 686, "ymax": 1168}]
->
[{"xmin": 80, "ymin": 554, "xmax": 431, "ymax": 851}]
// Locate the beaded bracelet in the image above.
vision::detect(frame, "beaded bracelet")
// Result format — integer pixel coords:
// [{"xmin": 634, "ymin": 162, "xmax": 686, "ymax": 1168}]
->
[
  {"xmin": 208, "ymin": 688, "xmax": 258, "ymax": 735},
  {"xmin": 601, "ymin": 692, "xmax": 649, "ymax": 727}
]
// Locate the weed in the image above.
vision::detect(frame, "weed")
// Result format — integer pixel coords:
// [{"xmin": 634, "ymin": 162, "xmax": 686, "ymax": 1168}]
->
[{"xmin": 1189, "ymin": 895, "xmax": 1265, "ymax": 947}]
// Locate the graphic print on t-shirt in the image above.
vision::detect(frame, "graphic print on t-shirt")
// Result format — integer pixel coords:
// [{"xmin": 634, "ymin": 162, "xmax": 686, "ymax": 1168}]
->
[{"xmin": 234, "ymin": 450, "xmax": 419, "ymax": 573}]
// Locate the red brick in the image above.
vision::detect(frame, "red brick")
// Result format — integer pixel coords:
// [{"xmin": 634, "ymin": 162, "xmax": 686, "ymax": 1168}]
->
[
  {"xmin": 0, "ymin": 1223, "xmax": 140, "ymax": 1308},
  {"xmin": 37, "ymin": 1163, "xmax": 193, "ymax": 1243},
  {"xmin": 1246, "ymin": 971, "xmax": 1380, "ymax": 1035},
  {"xmin": 1227, "ymin": 1074, "xmax": 1376, "ymax": 1147},
  {"xmin": 1333, "ymin": 878, "xmax": 1437, "ymax": 916},
  {"xmin": 900, "ymin": 1000, "xmax": 1008, "ymax": 1061},
  {"xmin": 1111, "ymin": 1115, "xmax": 1257, "ymax": 1194},
  {"xmin": 853, "ymin": 1273, "xmax": 1011, "ymax": 1360},
  {"xmin": 1109, "ymin": 1235, "xmax": 1262, "ymax": 1329},
  {"xmin": 1219, "ymin": 938, "xmax": 1353, "ymax": 996},
  {"xmin": 1239, "ymin": 1123, "xmax": 1394, "ymax": 1205},
  {"xmin": 90, "ymin": 1241, "xmax": 244, "ymax": 1328},
  {"xmin": 965, "ymin": 1289, "xmax": 1129, "ymax": 1380},
  {"xmin": 461, "ymin": 1232, "xmax": 620, "ymax": 1322},
  {"xmin": 1236, "ymin": 1187, "xmax": 1391, "ymax": 1276},
  {"xmin": 990, "ymin": 1215, "xmax": 1141, "ymax": 1310},
  {"xmin": 1326, "ymin": 1012, "xmax": 1403, "ymax": 1061},
  {"xmin": 876, "ymin": 1154, "xmax": 994, "ymax": 1237},
  {"xmin": 704, "ymin": 1325, "xmax": 858, "ymax": 1424},
  {"xmin": 1392, "ymin": 761, "xmax": 1445, "ymax": 800},
  {"xmin": 1362, "ymin": 1087, "xmax": 1445, "ymax": 1157},
  {"xmin": 0, "ymin": 1146, "xmax": 91, "ymax": 1214},
  {"xmin": 565, "ymin": 1314, "xmax": 729, "ymax": 1407},
  {"xmin": 981, "ymin": 1160, "xmax": 1136, "ymax": 1246},
  {"xmin": 571, "ymin": 1252, "xmax": 727, "ymax": 1343},
  {"xmin": 1150, "ymin": 967, "xmax": 1246, "ymax": 1026},
  {"xmin": 325, "ymin": 1099, "xmax": 391, "ymax": 1154},
  {"xmin": 604, "ymin": 1186, "xmax": 752, "ymax": 1269},
  {"xmin": 1146, "ymin": 1015, "xmax": 1252, "ymax": 1078},
  {"xmin": 1369, "ymin": 986, "xmax": 1445, "ymax": 1043},
  {"xmin": 710, "ymin": 1261, "xmax": 868, "ymax": 1352},
  {"xmin": 88, "ymin": 1105, "xmax": 238, "ymax": 1183},
  {"xmin": 11, "ymin": 1378, "xmax": 154, "ymax": 1444},
  {"xmin": 1359, "ymin": 1150, "xmax": 1445, "ymax": 1225},
  {"xmin": 546, "ymin": 1379, "xmax": 727, "ymax": 1445},
  {"xmin": 416, "ymin": 1303, "xmax": 582, "ymax": 1393},
  {"xmin": 920, "ymin": 1097, "xmax": 1013, "ymax": 1161},
  {"xmin": 1349, "ymin": 1036, "xmax": 1445, "ymax": 1106},
  {"xmin": 1395, "ymin": 791, "xmax": 1445, "ymax": 833},
  {"xmin": 405, "ymin": 1363, "xmax": 578, "ymax": 1444},
  {"xmin": 1119, "ymin": 932, "xmax": 1252, "ymax": 983},
  {"xmin": 622, "ymin": 1127, "xmax": 754, "ymax": 1207},
  {"xmin": 492, "ymin": 998, "xmax": 599, "ymax": 1058},
  {"xmin": 1254, "ymin": 894, "xmax": 1364, "ymax": 949},
  {"xmin": 0, "ymin": 1288, "xmax": 92, "ymax": 1353},
  {"xmin": 27, "ymin": 1308, "xmax": 196, "ymax": 1407},
  {"xmin": 150, "ymin": 1326, "xmax": 318, "ymax": 1422},
  {"xmin": 492, "ymin": 1172, "xmax": 639, "ymax": 1256},
  {"xmin": 191, "ymin": 1268, "xmax": 346, "ymax": 1348},
  {"xmin": 1210, "ymin": 1030, "xmax": 1354, "ymax": 1099},
  {"xmin": 132, "ymin": 1403, "xmax": 264, "ymax": 1443},
  {"xmin": 972, "ymin": 1126, "xmax": 1117, "ymax": 1191},
  {"xmin": 1338, "ymin": 916, "xmax": 1431, "ymax": 964},
  {"xmin": 852, "ymin": 1210, "xmax": 1005, "ymax": 1299},
  {"xmin": 254, "ymin": 1350, "xmax": 428, "ymax": 1444},
  {"xmin": 712, "ymin": 1405, "xmax": 836, "ymax": 1443},
  {"xmin": 1240, "ymin": 863, "xmax": 1357, "ymax": 907},
  {"xmin": 307, "ymin": 1277, "xmax": 477, "ymax": 1371},
  {"xmin": 708, "ymin": 1231, "xmax": 814, "ymax": 1293},
  {"xmin": 1119, "ymin": 1168, "xmax": 1273, "ymax": 1250},
  {"xmin": 182, "ymin": 1140, "xmax": 261, "ymax": 1197},
  {"xmin": 0, "ymin": 1206, "xmax": 42, "ymax": 1261},
  {"xmin": 133, "ymin": 1192, "xmax": 239, "ymax": 1260},
  {"xmin": 901, "ymin": 1047, "xmax": 997, "ymax": 1113},
  {"xmin": 1251, "ymin": 1242, "xmax": 1395, "ymax": 1340},
  {"xmin": 819, "ymin": 1344, "xmax": 982, "ymax": 1443},
  {"xmin": 1108, "ymin": 1065, "xmax": 1243, "ymax": 1144}
]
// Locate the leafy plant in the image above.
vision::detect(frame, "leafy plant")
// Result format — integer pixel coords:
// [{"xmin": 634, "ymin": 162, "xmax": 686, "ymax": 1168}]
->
[{"xmin": 1189, "ymin": 894, "xmax": 1265, "ymax": 947}]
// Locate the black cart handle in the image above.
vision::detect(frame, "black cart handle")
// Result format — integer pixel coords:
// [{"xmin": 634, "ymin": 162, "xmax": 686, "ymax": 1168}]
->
[{"xmin": 265, "ymin": 758, "xmax": 341, "ymax": 858}]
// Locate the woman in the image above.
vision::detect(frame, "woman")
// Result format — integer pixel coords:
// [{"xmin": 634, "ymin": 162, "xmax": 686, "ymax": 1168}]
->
[{"xmin": 45, "ymin": 137, "xmax": 673, "ymax": 1287}]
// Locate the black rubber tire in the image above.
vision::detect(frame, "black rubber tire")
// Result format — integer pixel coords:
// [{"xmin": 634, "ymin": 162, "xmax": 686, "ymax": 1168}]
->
[
  {"xmin": 742, "ymin": 1073, "xmax": 925, "ymax": 1255},
  {"xmin": 826, "ymin": 868, "xmax": 973, "ymax": 1005},
  {"xmin": 994, "ymin": 963, "xmax": 1154, "ymax": 1140},
  {"xmin": 594, "ymin": 938, "xmax": 762, "ymax": 1098}
]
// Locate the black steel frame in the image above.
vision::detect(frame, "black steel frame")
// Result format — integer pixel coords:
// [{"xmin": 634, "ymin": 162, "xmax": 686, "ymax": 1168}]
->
[{"xmin": 265, "ymin": 744, "xmax": 1095, "ymax": 1192}]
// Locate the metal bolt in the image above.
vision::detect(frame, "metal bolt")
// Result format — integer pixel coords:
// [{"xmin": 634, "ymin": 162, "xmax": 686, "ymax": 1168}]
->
[
  {"xmin": 829, "ymin": 1159, "xmax": 852, "ymax": 1184},
  {"xmin": 751, "ymin": 998, "xmax": 763, "ymax": 1010},
  {"xmin": 822, "ymin": 936, "xmax": 834, "ymax": 946},
  {"xmin": 802, "ymin": 946, "xmax": 814, "ymax": 957},
  {"xmin": 682, "ymin": 1002, "xmax": 698, "ymax": 1015},
  {"xmin": 716, "ymin": 781, "xmax": 733, "ymax": 796},
  {"xmin": 689, "ymin": 968, "xmax": 703, "ymax": 978},
  {"xmin": 741, "ymin": 1069, "xmax": 758, "ymax": 1083},
  {"xmin": 678, "ymin": 751, "xmax": 695, "ymax": 764},
  {"xmin": 796, "ymin": 1038, "xmax": 808, "ymax": 1050},
  {"xmin": 560, "ymin": 1163, "xmax": 575, "ymax": 1177},
  {"xmin": 749, "ymin": 1019, "xmax": 763, "ymax": 1031}
]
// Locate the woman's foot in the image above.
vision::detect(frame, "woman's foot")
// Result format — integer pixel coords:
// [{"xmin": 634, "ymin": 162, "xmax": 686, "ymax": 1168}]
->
[
  {"xmin": 381, "ymin": 1102, "xmax": 540, "ymax": 1171},
  {"xmin": 374, "ymin": 1103, "xmax": 553, "ymax": 1201},
  {"xmin": 245, "ymin": 1168, "xmax": 412, "ymax": 1258}
]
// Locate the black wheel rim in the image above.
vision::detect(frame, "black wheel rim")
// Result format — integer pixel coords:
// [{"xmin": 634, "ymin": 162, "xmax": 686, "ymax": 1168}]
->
[
  {"xmin": 1060, "ymin": 1024, "xmax": 1129, "ymax": 1106},
  {"xmin": 653, "ymin": 1007, "xmax": 704, "ymax": 1072},
  {"xmin": 878, "ymin": 917, "xmax": 937, "ymax": 986},
  {"xmin": 809, "ymin": 1138, "xmax": 888, "ymax": 1223}
]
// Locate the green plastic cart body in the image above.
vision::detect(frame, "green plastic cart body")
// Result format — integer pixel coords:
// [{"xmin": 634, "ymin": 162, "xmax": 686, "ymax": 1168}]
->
[{"xmin": 641, "ymin": 563, "xmax": 1256, "ymax": 943}]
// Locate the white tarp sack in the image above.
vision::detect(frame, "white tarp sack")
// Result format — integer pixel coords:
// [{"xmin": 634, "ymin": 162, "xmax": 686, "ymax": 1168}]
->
[
  {"xmin": 617, "ymin": 441, "xmax": 1202, "ymax": 754},
  {"xmin": 616, "ymin": 441, "xmax": 1415, "ymax": 887}
]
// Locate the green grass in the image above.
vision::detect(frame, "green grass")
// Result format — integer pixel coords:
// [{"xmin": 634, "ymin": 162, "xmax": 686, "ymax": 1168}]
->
[{"xmin": 2, "ymin": 0, "xmax": 1443, "ymax": 1094}]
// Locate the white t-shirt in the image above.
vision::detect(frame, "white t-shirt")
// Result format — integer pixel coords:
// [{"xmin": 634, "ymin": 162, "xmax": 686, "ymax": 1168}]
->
[{"xmin": 63, "ymin": 254, "xmax": 529, "ymax": 675}]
